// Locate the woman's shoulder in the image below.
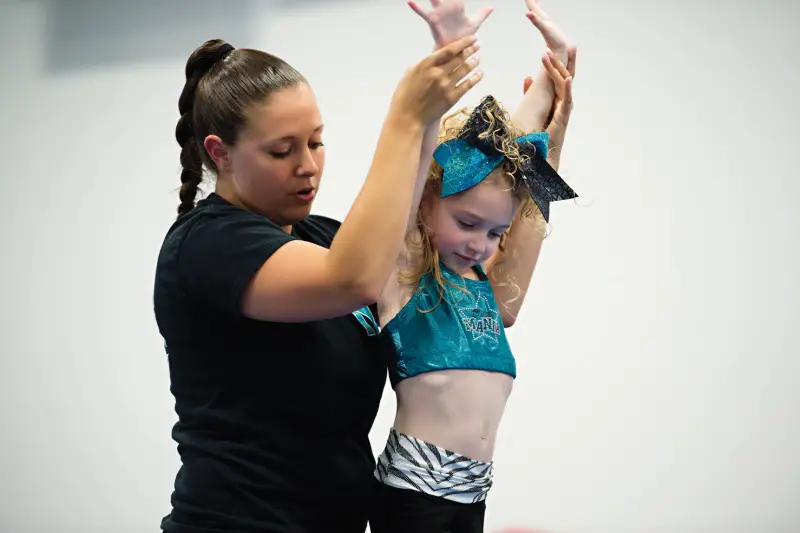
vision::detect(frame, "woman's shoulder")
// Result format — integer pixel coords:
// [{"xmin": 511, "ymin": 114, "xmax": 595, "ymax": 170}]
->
[
  {"xmin": 294, "ymin": 214, "xmax": 342, "ymax": 248},
  {"xmin": 161, "ymin": 200, "xmax": 280, "ymax": 252},
  {"xmin": 301, "ymin": 214, "xmax": 342, "ymax": 233},
  {"xmin": 159, "ymin": 198, "xmax": 341, "ymax": 262}
]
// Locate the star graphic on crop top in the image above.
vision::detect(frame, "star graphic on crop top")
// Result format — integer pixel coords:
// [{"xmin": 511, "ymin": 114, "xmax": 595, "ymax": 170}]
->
[{"xmin": 457, "ymin": 292, "xmax": 501, "ymax": 343}]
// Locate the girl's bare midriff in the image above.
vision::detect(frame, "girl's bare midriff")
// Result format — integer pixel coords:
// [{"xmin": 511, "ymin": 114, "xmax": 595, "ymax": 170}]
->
[{"xmin": 393, "ymin": 369, "xmax": 513, "ymax": 463}]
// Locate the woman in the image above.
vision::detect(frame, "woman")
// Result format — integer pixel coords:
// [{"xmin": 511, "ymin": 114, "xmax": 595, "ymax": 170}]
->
[{"xmin": 152, "ymin": 32, "xmax": 483, "ymax": 532}]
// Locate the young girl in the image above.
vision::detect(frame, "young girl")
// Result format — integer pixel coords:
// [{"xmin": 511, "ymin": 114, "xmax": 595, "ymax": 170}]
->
[{"xmin": 370, "ymin": 1, "xmax": 578, "ymax": 532}]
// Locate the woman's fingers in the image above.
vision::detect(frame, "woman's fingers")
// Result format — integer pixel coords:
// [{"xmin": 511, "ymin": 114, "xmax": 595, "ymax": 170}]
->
[
  {"xmin": 559, "ymin": 76, "xmax": 573, "ymax": 109},
  {"xmin": 430, "ymin": 34, "xmax": 479, "ymax": 67},
  {"xmin": 545, "ymin": 49, "xmax": 571, "ymax": 79},
  {"xmin": 541, "ymin": 53, "xmax": 568, "ymax": 100},
  {"xmin": 436, "ymin": 35, "xmax": 481, "ymax": 69},
  {"xmin": 566, "ymin": 45, "xmax": 577, "ymax": 78},
  {"xmin": 453, "ymin": 65, "xmax": 484, "ymax": 98},
  {"xmin": 450, "ymin": 54, "xmax": 481, "ymax": 83}
]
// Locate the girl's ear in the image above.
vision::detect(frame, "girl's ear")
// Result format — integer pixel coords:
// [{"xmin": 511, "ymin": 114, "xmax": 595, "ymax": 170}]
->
[{"xmin": 419, "ymin": 187, "xmax": 440, "ymax": 221}]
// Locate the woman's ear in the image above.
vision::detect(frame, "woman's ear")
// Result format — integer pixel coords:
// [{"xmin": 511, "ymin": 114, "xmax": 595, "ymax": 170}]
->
[{"xmin": 203, "ymin": 134, "xmax": 231, "ymax": 172}]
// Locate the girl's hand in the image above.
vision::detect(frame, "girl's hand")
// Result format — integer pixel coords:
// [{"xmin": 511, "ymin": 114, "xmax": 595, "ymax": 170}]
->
[
  {"xmin": 409, "ymin": 0, "xmax": 494, "ymax": 49},
  {"xmin": 524, "ymin": 0, "xmax": 570, "ymax": 63}
]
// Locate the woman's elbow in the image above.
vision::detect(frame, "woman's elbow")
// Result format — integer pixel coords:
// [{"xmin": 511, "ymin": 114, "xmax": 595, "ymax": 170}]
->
[{"xmin": 342, "ymin": 276, "xmax": 382, "ymax": 309}]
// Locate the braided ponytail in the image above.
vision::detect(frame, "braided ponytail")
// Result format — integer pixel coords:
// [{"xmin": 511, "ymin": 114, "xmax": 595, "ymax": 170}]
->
[
  {"xmin": 174, "ymin": 39, "xmax": 235, "ymax": 218},
  {"xmin": 176, "ymin": 113, "xmax": 202, "ymax": 217}
]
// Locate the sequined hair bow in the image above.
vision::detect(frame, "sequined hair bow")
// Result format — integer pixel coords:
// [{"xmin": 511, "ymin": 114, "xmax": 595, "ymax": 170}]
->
[{"xmin": 432, "ymin": 95, "xmax": 577, "ymax": 222}]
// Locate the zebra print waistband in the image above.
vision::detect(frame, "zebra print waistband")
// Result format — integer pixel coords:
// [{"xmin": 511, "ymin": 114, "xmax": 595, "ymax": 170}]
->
[{"xmin": 374, "ymin": 427, "xmax": 493, "ymax": 504}]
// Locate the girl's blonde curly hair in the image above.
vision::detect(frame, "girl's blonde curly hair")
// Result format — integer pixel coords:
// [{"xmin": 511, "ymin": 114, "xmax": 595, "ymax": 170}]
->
[{"xmin": 400, "ymin": 97, "xmax": 547, "ymax": 313}]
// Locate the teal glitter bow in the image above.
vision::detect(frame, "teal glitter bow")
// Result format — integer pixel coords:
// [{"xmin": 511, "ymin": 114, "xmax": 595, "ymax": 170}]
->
[{"xmin": 432, "ymin": 95, "xmax": 577, "ymax": 222}]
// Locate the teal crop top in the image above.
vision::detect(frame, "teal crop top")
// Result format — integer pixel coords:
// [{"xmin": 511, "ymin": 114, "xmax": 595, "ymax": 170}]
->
[{"xmin": 379, "ymin": 263, "xmax": 516, "ymax": 388}]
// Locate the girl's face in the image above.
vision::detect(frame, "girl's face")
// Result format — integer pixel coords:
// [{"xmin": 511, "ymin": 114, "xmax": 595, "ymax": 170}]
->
[{"xmin": 422, "ymin": 173, "xmax": 520, "ymax": 276}]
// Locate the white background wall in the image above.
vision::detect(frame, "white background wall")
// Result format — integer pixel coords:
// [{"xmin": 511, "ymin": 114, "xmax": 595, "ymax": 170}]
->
[{"xmin": 1, "ymin": 1, "xmax": 798, "ymax": 532}]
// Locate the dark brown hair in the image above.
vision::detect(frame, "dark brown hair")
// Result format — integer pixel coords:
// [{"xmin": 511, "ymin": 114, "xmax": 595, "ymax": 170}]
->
[{"xmin": 175, "ymin": 39, "xmax": 306, "ymax": 218}]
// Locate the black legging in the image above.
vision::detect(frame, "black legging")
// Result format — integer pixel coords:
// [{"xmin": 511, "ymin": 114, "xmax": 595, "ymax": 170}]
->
[{"xmin": 370, "ymin": 482, "xmax": 487, "ymax": 533}]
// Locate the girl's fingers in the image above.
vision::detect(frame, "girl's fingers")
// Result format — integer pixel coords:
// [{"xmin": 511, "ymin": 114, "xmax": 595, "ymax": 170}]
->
[
  {"xmin": 472, "ymin": 6, "xmax": 495, "ymax": 28},
  {"xmin": 408, "ymin": 1, "xmax": 430, "ymax": 21}
]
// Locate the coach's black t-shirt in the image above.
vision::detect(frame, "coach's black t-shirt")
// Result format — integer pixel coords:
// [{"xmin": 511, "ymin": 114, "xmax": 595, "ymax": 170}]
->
[{"xmin": 153, "ymin": 193, "xmax": 386, "ymax": 533}]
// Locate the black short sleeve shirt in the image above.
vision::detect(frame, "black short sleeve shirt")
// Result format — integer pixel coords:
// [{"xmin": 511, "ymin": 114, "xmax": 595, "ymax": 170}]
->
[{"xmin": 153, "ymin": 193, "xmax": 386, "ymax": 532}]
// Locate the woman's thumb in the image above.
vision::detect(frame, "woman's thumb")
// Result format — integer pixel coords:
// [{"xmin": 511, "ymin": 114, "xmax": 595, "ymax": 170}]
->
[{"xmin": 523, "ymin": 76, "xmax": 534, "ymax": 95}]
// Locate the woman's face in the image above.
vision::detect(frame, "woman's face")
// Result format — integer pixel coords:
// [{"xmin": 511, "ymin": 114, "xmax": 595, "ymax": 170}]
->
[{"xmin": 209, "ymin": 83, "xmax": 326, "ymax": 229}]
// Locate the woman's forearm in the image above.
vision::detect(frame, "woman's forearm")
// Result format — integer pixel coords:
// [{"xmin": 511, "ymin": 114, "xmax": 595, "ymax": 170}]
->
[{"xmin": 327, "ymin": 110, "xmax": 427, "ymax": 300}]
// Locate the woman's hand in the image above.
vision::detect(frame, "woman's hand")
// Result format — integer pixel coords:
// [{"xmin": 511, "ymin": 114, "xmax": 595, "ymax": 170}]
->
[
  {"xmin": 391, "ymin": 35, "xmax": 484, "ymax": 126},
  {"xmin": 409, "ymin": 0, "xmax": 494, "ymax": 49},
  {"xmin": 541, "ymin": 46, "xmax": 577, "ymax": 170}
]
